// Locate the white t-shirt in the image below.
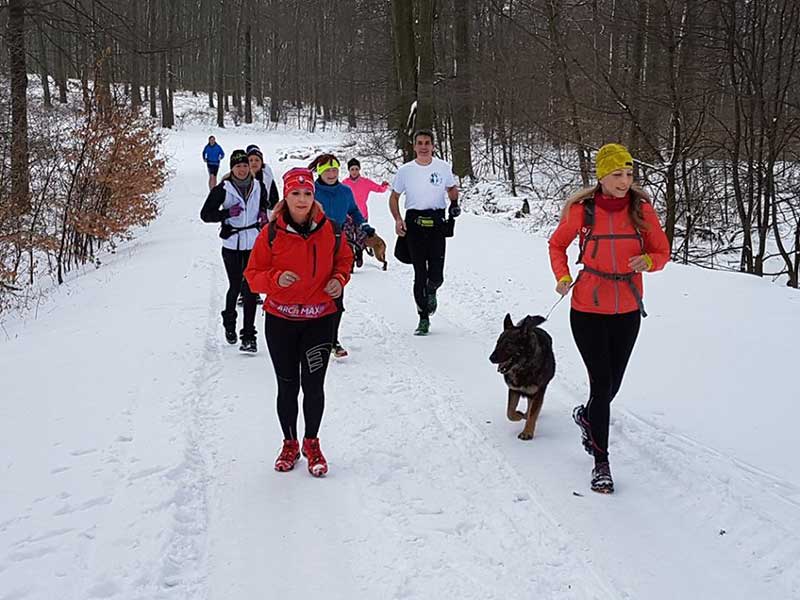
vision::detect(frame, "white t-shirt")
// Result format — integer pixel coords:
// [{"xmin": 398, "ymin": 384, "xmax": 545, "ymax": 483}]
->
[{"xmin": 392, "ymin": 157, "xmax": 457, "ymax": 210}]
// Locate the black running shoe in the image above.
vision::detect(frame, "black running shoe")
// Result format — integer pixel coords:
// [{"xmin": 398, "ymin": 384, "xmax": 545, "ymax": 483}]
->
[
  {"xmin": 239, "ymin": 338, "xmax": 257, "ymax": 353},
  {"xmin": 591, "ymin": 462, "xmax": 614, "ymax": 494},
  {"xmin": 572, "ymin": 405, "xmax": 595, "ymax": 456},
  {"xmin": 426, "ymin": 289, "xmax": 438, "ymax": 315},
  {"xmin": 414, "ymin": 317, "xmax": 430, "ymax": 336}
]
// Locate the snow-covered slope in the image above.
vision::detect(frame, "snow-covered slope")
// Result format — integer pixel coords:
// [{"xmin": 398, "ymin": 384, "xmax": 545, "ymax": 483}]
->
[{"xmin": 1, "ymin": 124, "xmax": 798, "ymax": 600}]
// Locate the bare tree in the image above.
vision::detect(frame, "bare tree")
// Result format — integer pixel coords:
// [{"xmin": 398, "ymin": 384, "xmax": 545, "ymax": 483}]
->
[
  {"xmin": 8, "ymin": 0, "xmax": 31, "ymax": 214},
  {"xmin": 392, "ymin": 0, "xmax": 417, "ymax": 160},
  {"xmin": 416, "ymin": 0, "xmax": 435, "ymax": 132},
  {"xmin": 451, "ymin": 0, "xmax": 474, "ymax": 178}
]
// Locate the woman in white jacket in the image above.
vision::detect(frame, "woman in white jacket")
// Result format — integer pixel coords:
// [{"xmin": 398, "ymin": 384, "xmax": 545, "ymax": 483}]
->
[{"xmin": 201, "ymin": 149, "xmax": 271, "ymax": 352}]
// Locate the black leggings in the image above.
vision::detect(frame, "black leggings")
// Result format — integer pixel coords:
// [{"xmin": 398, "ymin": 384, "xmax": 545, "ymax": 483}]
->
[
  {"xmin": 331, "ymin": 290, "xmax": 345, "ymax": 346},
  {"xmin": 570, "ymin": 309, "xmax": 641, "ymax": 462},
  {"xmin": 221, "ymin": 247, "xmax": 257, "ymax": 338},
  {"xmin": 405, "ymin": 210, "xmax": 447, "ymax": 318},
  {"xmin": 265, "ymin": 313, "xmax": 334, "ymax": 440}
]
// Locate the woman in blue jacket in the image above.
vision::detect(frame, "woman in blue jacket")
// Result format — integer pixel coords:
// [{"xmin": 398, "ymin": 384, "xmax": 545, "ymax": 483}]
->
[{"xmin": 308, "ymin": 153, "xmax": 376, "ymax": 358}]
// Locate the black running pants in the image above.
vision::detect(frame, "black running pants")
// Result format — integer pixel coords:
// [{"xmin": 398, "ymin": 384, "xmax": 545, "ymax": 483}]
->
[
  {"xmin": 265, "ymin": 313, "xmax": 334, "ymax": 440},
  {"xmin": 405, "ymin": 209, "xmax": 447, "ymax": 318},
  {"xmin": 331, "ymin": 290, "xmax": 345, "ymax": 347},
  {"xmin": 570, "ymin": 309, "xmax": 641, "ymax": 462},
  {"xmin": 222, "ymin": 247, "xmax": 258, "ymax": 338}
]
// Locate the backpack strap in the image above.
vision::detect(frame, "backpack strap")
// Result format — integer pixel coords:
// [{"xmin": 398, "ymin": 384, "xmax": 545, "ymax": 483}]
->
[
  {"xmin": 331, "ymin": 221, "xmax": 342, "ymax": 256},
  {"xmin": 576, "ymin": 197, "xmax": 595, "ymax": 264},
  {"xmin": 268, "ymin": 220, "xmax": 278, "ymax": 247}
]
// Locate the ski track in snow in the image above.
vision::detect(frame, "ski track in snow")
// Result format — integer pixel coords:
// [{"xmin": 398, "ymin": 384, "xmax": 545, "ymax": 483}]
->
[
  {"xmin": 328, "ymin": 295, "xmax": 615, "ymax": 599},
  {"xmin": 1, "ymin": 124, "xmax": 798, "ymax": 599}
]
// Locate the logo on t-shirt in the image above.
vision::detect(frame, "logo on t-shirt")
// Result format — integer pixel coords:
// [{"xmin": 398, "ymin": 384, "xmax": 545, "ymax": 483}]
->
[{"xmin": 429, "ymin": 173, "xmax": 442, "ymax": 186}]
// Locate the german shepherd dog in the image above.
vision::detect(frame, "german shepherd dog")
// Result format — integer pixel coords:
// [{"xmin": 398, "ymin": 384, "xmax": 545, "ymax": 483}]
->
[
  {"xmin": 364, "ymin": 233, "xmax": 388, "ymax": 270},
  {"xmin": 489, "ymin": 314, "xmax": 556, "ymax": 440}
]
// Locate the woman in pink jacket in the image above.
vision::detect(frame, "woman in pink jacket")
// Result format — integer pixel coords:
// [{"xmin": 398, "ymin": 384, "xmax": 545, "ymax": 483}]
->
[{"xmin": 340, "ymin": 158, "xmax": 389, "ymax": 220}]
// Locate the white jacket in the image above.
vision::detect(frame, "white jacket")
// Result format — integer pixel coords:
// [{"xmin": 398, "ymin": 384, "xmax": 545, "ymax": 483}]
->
[{"xmin": 220, "ymin": 179, "xmax": 264, "ymax": 251}]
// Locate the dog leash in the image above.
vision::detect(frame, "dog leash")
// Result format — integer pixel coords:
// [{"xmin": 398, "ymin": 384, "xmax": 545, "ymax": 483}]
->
[{"xmin": 543, "ymin": 281, "xmax": 575, "ymax": 321}]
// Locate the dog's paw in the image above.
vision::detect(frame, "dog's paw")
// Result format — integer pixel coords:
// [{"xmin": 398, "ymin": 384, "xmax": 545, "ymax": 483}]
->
[
  {"xmin": 507, "ymin": 410, "xmax": 526, "ymax": 422},
  {"xmin": 518, "ymin": 430, "xmax": 534, "ymax": 440}
]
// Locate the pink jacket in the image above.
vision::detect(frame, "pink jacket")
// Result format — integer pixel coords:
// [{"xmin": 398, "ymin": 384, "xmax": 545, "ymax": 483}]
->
[{"xmin": 340, "ymin": 176, "xmax": 389, "ymax": 220}]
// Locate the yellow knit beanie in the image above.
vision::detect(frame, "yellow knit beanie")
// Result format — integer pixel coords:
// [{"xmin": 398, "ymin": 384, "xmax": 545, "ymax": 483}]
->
[{"xmin": 595, "ymin": 143, "xmax": 634, "ymax": 180}]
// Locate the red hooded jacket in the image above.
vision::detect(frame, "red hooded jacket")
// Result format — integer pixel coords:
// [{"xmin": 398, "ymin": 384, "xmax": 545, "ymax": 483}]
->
[
  {"xmin": 548, "ymin": 192, "xmax": 670, "ymax": 315},
  {"xmin": 244, "ymin": 207, "xmax": 353, "ymax": 320}
]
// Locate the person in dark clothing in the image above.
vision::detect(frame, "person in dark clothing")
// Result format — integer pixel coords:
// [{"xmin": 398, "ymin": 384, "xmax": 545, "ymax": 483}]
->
[
  {"xmin": 244, "ymin": 167, "xmax": 353, "ymax": 477},
  {"xmin": 389, "ymin": 130, "xmax": 460, "ymax": 336},
  {"xmin": 308, "ymin": 153, "xmax": 376, "ymax": 358},
  {"xmin": 202, "ymin": 135, "xmax": 225, "ymax": 189},
  {"xmin": 246, "ymin": 144, "xmax": 280, "ymax": 209},
  {"xmin": 200, "ymin": 149, "xmax": 271, "ymax": 352}
]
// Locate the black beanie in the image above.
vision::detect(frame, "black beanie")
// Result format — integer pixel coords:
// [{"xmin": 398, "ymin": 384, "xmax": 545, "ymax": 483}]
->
[
  {"xmin": 347, "ymin": 158, "xmax": 360, "ymax": 169},
  {"xmin": 230, "ymin": 149, "xmax": 248, "ymax": 168},
  {"xmin": 246, "ymin": 144, "xmax": 263, "ymax": 160}
]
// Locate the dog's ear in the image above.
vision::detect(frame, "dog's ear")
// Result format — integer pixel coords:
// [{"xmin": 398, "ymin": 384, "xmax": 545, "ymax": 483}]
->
[
  {"xmin": 503, "ymin": 313, "xmax": 514, "ymax": 330},
  {"xmin": 521, "ymin": 315, "xmax": 546, "ymax": 332}
]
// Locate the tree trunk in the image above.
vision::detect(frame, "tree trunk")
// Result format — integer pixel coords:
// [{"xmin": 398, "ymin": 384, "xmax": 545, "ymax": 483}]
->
[
  {"xmin": 245, "ymin": 14, "xmax": 253, "ymax": 124},
  {"xmin": 416, "ymin": 0, "xmax": 435, "ymax": 132},
  {"xmin": 216, "ymin": 0, "xmax": 225, "ymax": 127},
  {"xmin": 392, "ymin": 0, "xmax": 417, "ymax": 160},
  {"xmin": 159, "ymin": 51, "xmax": 170, "ymax": 127},
  {"xmin": 9, "ymin": 0, "xmax": 31, "ymax": 214},
  {"xmin": 628, "ymin": 0, "xmax": 649, "ymax": 161},
  {"xmin": 166, "ymin": 0, "xmax": 176, "ymax": 126},
  {"xmin": 37, "ymin": 22, "xmax": 53, "ymax": 108},
  {"xmin": 78, "ymin": 0, "xmax": 92, "ymax": 112},
  {"xmin": 131, "ymin": 0, "xmax": 143, "ymax": 108},
  {"xmin": 148, "ymin": 0, "xmax": 158, "ymax": 118},
  {"xmin": 546, "ymin": 0, "xmax": 590, "ymax": 185},
  {"xmin": 53, "ymin": 1, "xmax": 68, "ymax": 103},
  {"xmin": 451, "ymin": 0, "xmax": 474, "ymax": 179},
  {"xmin": 269, "ymin": 17, "xmax": 281, "ymax": 122},
  {"xmin": 207, "ymin": 0, "xmax": 215, "ymax": 107}
]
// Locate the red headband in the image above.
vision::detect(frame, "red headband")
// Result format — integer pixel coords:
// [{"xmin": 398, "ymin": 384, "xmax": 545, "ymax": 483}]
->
[{"xmin": 282, "ymin": 167, "xmax": 315, "ymax": 197}]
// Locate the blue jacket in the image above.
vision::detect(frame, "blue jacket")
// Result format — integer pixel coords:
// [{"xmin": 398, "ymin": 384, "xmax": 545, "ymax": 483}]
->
[
  {"xmin": 314, "ymin": 180, "xmax": 366, "ymax": 228},
  {"xmin": 203, "ymin": 143, "xmax": 225, "ymax": 165}
]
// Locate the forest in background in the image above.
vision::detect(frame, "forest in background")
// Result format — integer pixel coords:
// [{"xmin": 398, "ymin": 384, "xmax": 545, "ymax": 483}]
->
[{"xmin": 1, "ymin": 0, "xmax": 799, "ymax": 313}]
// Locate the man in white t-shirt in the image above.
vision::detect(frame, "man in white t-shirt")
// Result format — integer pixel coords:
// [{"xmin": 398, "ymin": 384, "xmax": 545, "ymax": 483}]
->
[{"xmin": 389, "ymin": 129, "xmax": 460, "ymax": 336}]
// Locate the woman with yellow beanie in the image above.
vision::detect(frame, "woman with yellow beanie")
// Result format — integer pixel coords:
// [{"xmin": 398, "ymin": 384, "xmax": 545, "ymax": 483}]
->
[{"xmin": 548, "ymin": 143, "xmax": 670, "ymax": 493}]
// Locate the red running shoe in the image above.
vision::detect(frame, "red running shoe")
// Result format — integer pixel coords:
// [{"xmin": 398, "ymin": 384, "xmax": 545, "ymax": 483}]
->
[
  {"xmin": 301, "ymin": 437, "xmax": 328, "ymax": 477},
  {"xmin": 274, "ymin": 439, "xmax": 300, "ymax": 472}
]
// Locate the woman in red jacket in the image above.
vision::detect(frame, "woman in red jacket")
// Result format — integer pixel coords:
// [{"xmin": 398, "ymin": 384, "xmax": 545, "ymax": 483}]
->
[
  {"xmin": 245, "ymin": 167, "xmax": 353, "ymax": 477},
  {"xmin": 548, "ymin": 143, "xmax": 670, "ymax": 494}
]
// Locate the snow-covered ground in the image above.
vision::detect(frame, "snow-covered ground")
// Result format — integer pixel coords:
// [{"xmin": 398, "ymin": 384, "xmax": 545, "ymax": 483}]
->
[{"xmin": 1, "ymin": 121, "xmax": 799, "ymax": 600}]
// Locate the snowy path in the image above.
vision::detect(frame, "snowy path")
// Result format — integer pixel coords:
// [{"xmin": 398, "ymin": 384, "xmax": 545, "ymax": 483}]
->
[{"xmin": 1, "ymin": 125, "xmax": 798, "ymax": 599}]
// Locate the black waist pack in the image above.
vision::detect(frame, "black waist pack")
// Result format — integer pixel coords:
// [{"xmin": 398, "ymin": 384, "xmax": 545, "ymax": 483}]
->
[
  {"xmin": 443, "ymin": 217, "xmax": 455, "ymax": 238},
  {"xmin": 219, "ymin": 222, "xmax": 259, "ymax": 240},
  {"xmin": 394, "ymin": 235, "xmax": 412, "ymax": 264}
]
